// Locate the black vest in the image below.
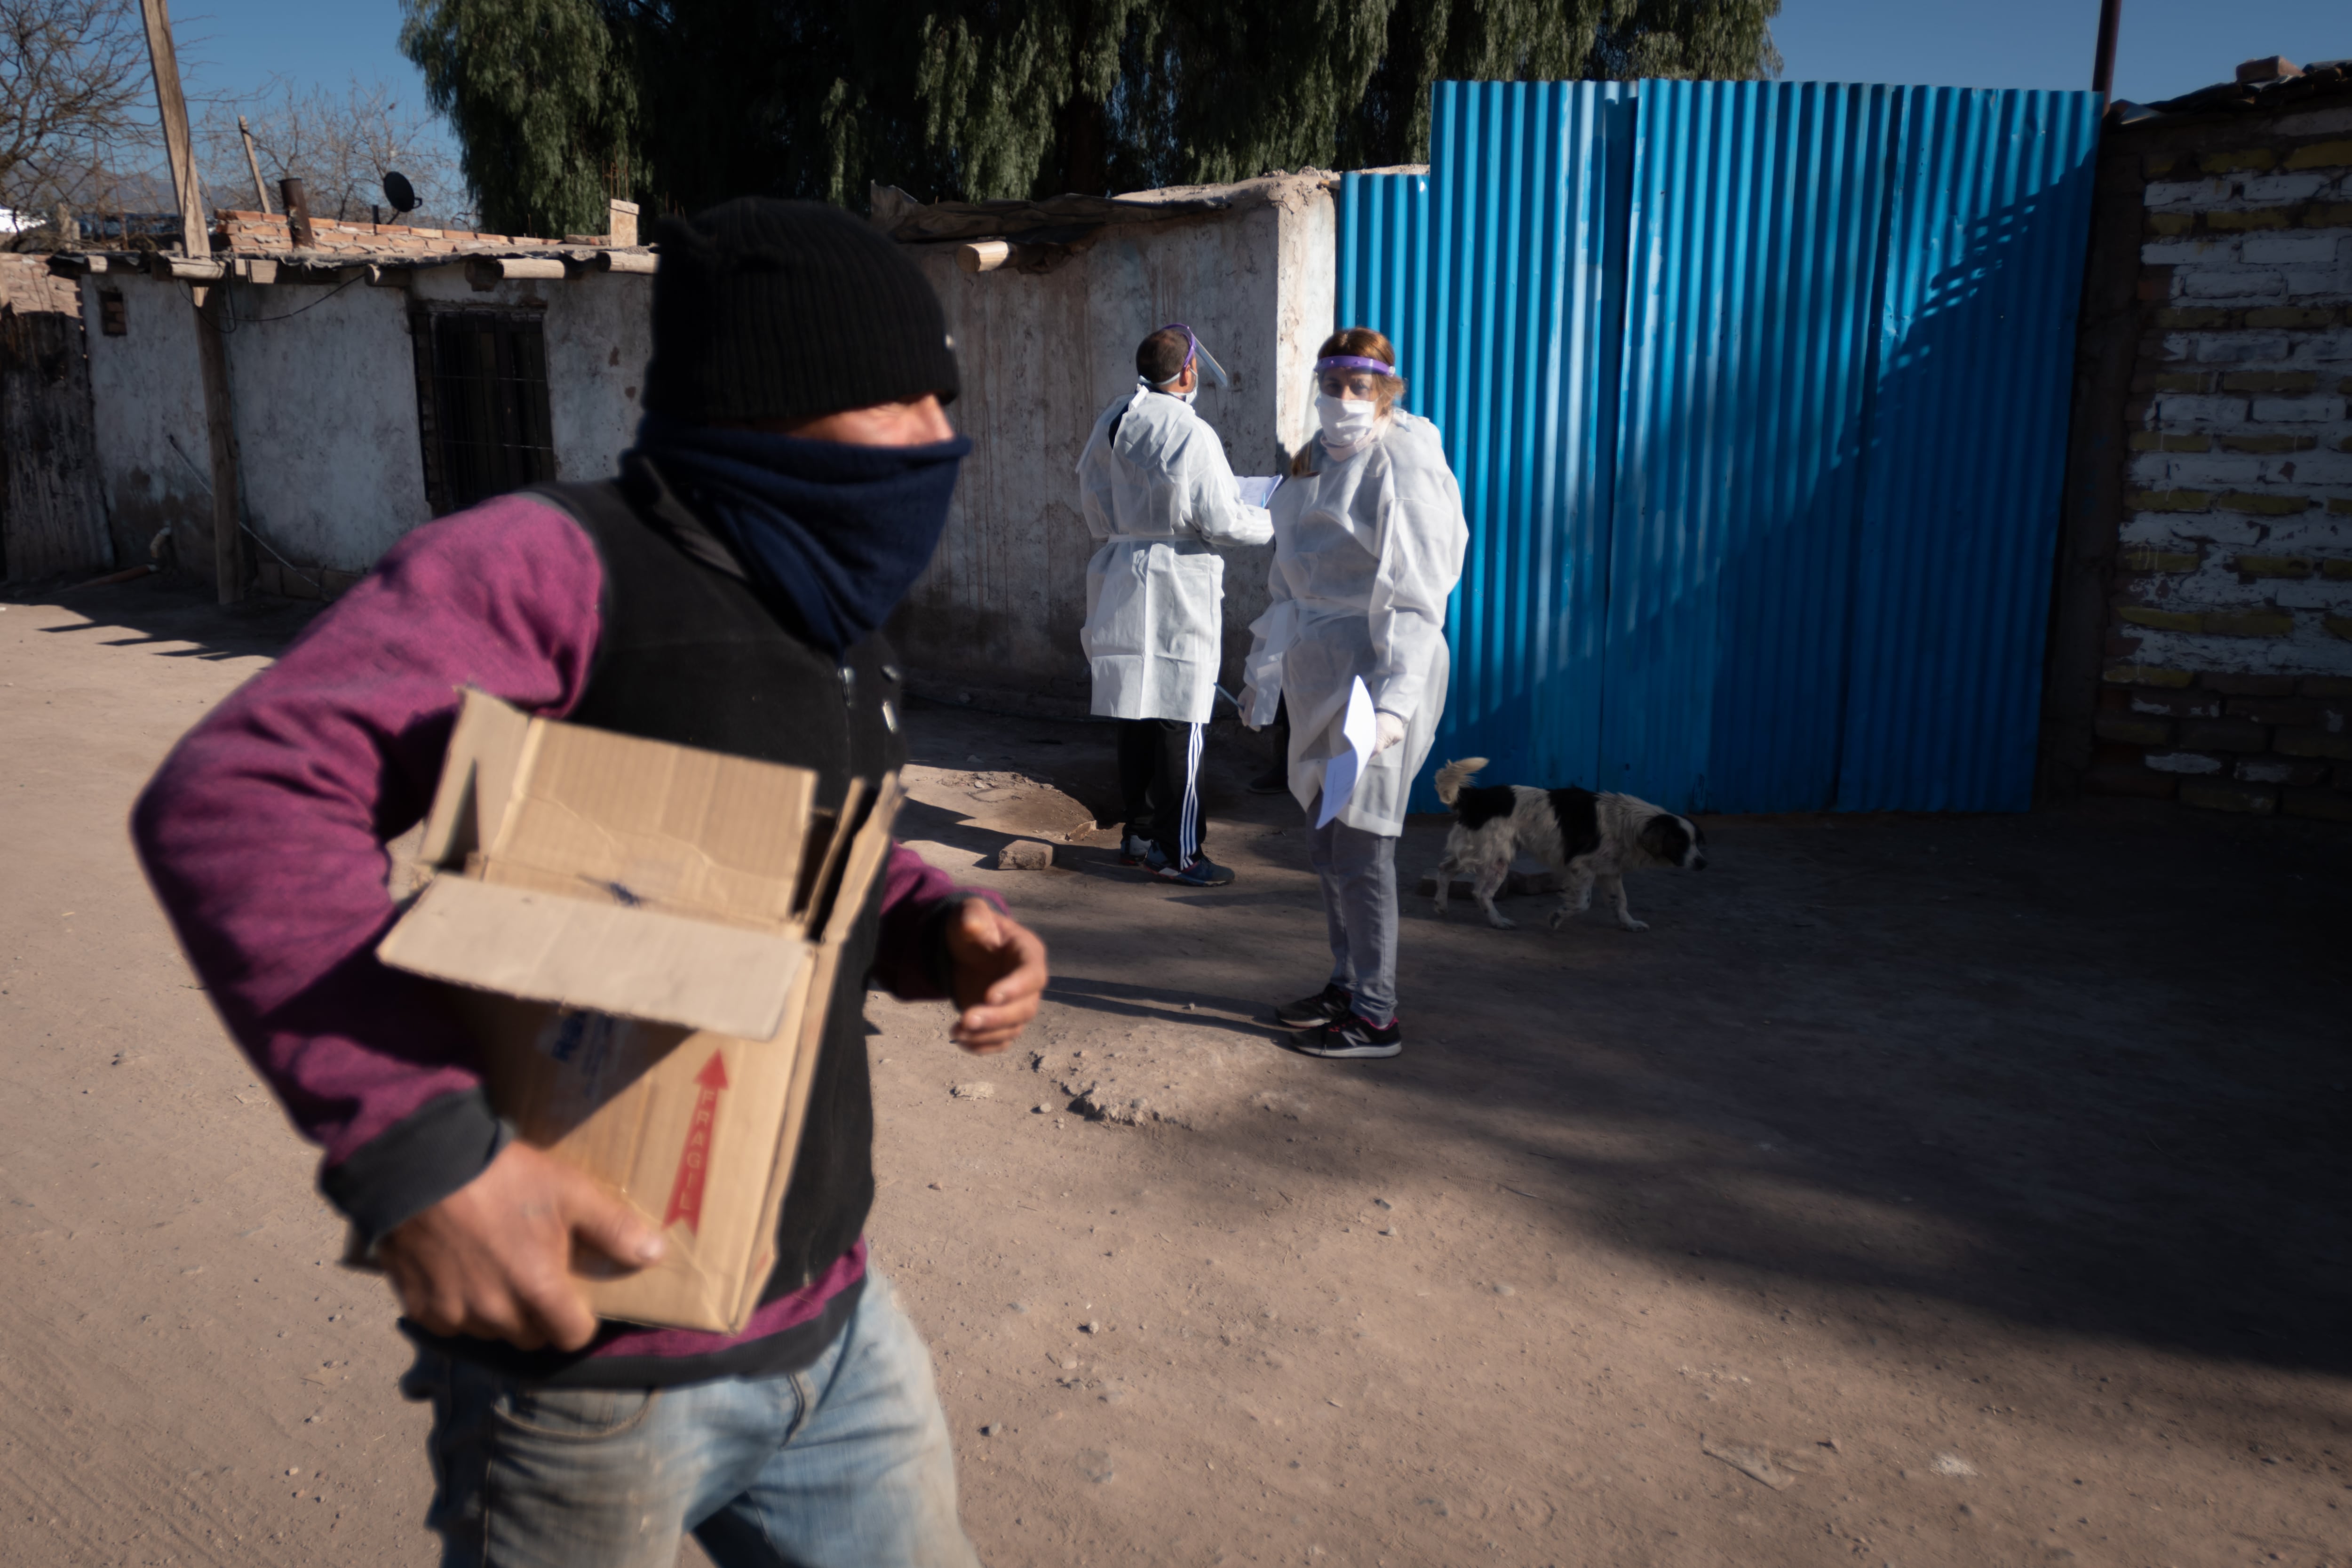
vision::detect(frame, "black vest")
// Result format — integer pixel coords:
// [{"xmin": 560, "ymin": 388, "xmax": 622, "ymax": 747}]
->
[{"xmin": 537, "ymin": 459, "xmax": 906, "ymax": 1310}]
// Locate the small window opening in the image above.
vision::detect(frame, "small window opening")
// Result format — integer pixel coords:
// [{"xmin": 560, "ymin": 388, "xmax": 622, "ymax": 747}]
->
[
  {"xmin": 411, "ymin": 306, "xmax": 556, "ymax": 514},
  {"xmin": 99, "ymin": 290, "xmax": 126, "ymax": 336}
]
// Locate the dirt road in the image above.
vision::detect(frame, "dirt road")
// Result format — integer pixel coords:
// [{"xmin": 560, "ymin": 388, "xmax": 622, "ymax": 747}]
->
[{"xmin": 4, "ymin": 577, "xmax": 2348, "ymax": 1568}]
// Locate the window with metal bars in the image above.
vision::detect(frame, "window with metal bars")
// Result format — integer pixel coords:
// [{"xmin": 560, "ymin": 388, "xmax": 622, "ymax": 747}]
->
[{"xmin": 411, "ymin": 306, "xmax": 557, "ymax": 514}]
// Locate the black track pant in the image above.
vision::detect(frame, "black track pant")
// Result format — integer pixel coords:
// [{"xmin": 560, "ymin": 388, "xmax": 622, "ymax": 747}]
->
[{"xmin": 1116, "ymin": 717, "xmax": 1206, "ymax": 865}]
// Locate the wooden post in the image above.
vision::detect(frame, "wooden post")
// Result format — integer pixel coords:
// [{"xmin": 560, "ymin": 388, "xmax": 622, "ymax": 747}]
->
[
  {"xmin": 136, "ymin": 0, "xmax": 207, "ymax": 257},
  {"xmin": 2091, "ymin": 0, "xmax": 2122, "ymax": 96},
  {"xmin": 238, "ymin": 116, "xmax": 273, "ymax": 213},
  {"xmin": 140, "ymin": 0, "xmax": 243, "ymax": 602},
  {"xmin": 190, "ymin": 284, "xmax": 246, "ymax": 603}
]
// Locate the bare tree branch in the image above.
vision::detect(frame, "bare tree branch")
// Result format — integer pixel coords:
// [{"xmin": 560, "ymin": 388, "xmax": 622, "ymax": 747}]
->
[
  {"xmin": 203, "ymin": 75, "xmax": 472, "ymax": 231},
  {"xmin": 0, "ymin": 0, "xmax": 154, "ymax": 215}
]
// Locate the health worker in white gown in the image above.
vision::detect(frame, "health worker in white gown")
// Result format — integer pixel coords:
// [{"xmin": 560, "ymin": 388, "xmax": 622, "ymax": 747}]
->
[
  {"xmin": 1241, "ymin": 326, "xmax": 1467, "ymax": 1060},
  {"xmin": 1076, "ymin": 324, "xmax": 1273, "ymax": 887}
]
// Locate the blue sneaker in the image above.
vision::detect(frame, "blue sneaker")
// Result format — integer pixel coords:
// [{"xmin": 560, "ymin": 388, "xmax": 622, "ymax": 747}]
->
[
  {"xmin": 1120, "ymin": 835, "xmax": 1169, "ymax": 871},
  {"xmin": 1155, "ymin": 855, "xmax": 1234, "ymax": 887}
]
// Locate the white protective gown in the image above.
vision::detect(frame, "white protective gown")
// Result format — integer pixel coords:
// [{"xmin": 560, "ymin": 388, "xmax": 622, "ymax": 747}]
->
[
  {"xmin": 1075, "ymin": 387, "xmax": 1274, "ymax": 723},
  {"xmin": 1240, "ymin": 411, "xmax": 1469, "ymax": 836}
]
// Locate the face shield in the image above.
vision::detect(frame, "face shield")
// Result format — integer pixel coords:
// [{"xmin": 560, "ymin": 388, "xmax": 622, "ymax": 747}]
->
[{"xmin": 1146, "ymin": 323, "xmax": 1232, "ymax": 401}]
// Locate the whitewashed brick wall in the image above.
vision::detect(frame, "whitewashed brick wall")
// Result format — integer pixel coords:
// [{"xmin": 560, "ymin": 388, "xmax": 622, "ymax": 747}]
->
[{"xmin": 2092, "ymin": 112, "xmax": 2352, "ymax": 819}]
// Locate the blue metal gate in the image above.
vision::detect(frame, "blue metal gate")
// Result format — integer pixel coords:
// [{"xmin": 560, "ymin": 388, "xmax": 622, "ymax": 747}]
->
[{"xmin": 1339, "ymin": 79, "xmax": 2099, "ymax": 814}]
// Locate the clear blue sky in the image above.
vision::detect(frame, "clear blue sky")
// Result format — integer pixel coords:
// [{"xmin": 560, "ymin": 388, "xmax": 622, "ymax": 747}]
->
[
  {"xmin": 163, "ymin": 0, "xmax": 2349, "ymax": 146},
  {"xmin": 1772, "ymin": 0, "xmax": 2344, "ymax": 100}
]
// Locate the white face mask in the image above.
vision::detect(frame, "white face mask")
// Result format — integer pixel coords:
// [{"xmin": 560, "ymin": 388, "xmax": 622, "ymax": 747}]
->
[{"xmin": 1316, "ymin": 393, "xmax": 1378, "ymax": 446}]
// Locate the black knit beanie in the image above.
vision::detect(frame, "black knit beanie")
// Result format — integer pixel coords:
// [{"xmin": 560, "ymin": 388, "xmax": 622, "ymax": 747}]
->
[{"xmin": 645, "ymin": 198, "xmax": 960, "ymax": 422}]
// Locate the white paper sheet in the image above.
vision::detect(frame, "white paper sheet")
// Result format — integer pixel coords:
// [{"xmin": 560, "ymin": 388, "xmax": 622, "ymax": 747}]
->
[
  {"xmin": 1316, "ymin": 677, "xmax": 1378, "ymax": 828},
  {"xmin": 1235, "ymin": 475, "xmax": 1283, "ymax": 508}
]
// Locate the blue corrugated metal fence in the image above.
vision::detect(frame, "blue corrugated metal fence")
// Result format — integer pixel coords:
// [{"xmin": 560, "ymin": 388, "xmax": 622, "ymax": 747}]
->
[{"xmin": 1339, "ymin": 79, "xmax": 2099, "ymax": 814}]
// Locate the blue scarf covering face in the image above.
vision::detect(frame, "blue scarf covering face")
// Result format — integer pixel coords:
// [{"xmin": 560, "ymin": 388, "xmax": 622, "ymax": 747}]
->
[{"xmin": 632, "ymin": 414, "xmax": 971, "ymax": 655}]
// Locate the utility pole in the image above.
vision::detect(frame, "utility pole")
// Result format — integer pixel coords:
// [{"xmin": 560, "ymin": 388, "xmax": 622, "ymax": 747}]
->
[
  {"xmin": 138, "ymin": 0, "xmax": 245, "ymax": 604},
  {"xmin": 2092, "ymin": 0, "xmax": 2122, "ymax": 98},
  {"xmin": 136, "ymin": 0, "xmax": 207, "ymax": 257},
  {"xmin": 239, "ymin": 117, "xmax": 274, "ymax": 213}
]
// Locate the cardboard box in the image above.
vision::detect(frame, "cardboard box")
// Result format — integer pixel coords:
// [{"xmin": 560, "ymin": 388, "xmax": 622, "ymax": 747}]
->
[{"xmin": 368, "ymin": 689, "xmax": 900, "ymax": 1333}]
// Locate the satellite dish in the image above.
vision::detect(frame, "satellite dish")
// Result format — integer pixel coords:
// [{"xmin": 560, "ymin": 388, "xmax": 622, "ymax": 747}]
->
[{"xmin": 382, "ymin": 171, "xmax": 419, "ymax": 214}]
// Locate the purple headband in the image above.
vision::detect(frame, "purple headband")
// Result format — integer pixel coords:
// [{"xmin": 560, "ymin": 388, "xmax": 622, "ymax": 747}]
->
[{"xmin": 1316, "ymin": 354, "xmax": 1395, "ymax": 377}]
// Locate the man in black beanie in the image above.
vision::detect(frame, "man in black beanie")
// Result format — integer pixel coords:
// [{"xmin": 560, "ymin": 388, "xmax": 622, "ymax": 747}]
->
[{"xmin": 131, "ymin": 198, "xmax": 1042, "ymax": 1567}]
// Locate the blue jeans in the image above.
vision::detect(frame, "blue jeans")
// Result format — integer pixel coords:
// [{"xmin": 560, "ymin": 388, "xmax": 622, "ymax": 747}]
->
[{"xmin": 400, "ymin": 1272, "xmax": 980, "ymax": 1568}]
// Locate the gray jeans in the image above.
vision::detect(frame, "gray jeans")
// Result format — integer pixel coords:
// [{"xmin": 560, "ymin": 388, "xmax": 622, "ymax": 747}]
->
[{"xmin": 1306, "ymin": 799, "xmax": 1399, "ymax": 1025}]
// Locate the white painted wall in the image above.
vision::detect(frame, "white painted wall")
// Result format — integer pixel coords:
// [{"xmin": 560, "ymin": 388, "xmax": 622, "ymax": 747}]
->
[
  {"xmin": 72, "ymin": 183, "xmax": 1330, "ymax": 655},
  {"xmin": 79, "ymin": 274, "xmax": 212, "ymax": 581},
  {"xmin": 219, "ymin": 278, "xmax": 427, "ymax": 571},
  {"xmin": 406, "ymin": 264, "xmax": 655, "ymax": 487},
  {"xmin": 544, "ymin": 270, "xmax": 655, "ymax": 475},
  {"xmin": 78, "ymin": 263, "xmax": 658, "ymax": 584},
  {"xmin": 898, "ymin": 174, "xmax": 1337, "ymax": 708}
]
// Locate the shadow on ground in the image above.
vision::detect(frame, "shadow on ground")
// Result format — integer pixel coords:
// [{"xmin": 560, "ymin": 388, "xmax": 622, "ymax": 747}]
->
[
  {"xmin": 6, "ymin": 571, "xmax": 325, "ymax": 661},
  {"xmin": 902, "ymin": 695, "xmax": 2352, "ymax": 1386},
  {"xmin": 36, "ymin": 581, "xmax": 2346, "ymax": 1388}
]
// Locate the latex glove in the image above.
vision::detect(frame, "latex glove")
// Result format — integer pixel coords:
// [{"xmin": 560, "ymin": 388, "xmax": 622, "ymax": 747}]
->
[
  {"xmin": 1238, "ymin": 685, "xmax": 1263, "ymax": 730},
  {"xmin": 1373, "ymin": 711, "xmax": 1407, "ymax": 756}
]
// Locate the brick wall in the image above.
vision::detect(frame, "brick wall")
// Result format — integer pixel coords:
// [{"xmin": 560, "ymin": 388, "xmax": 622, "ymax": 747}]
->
[
  {"xmin": 212, "ymin": 210, "xmax": 572, "ymax": 257},
  {"xmin": 0, "ymin": 253, "xmax": 82, "ymax": 315},
  {"xmin": 2088, "ymin": 101, "xmax": 2352, "ymax": 821}
]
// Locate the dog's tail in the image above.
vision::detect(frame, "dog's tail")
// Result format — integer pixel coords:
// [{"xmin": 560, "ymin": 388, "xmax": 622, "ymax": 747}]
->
[{"xmin": 1434, "ymin": 756, "xmax": 1489, "ymax": 807}]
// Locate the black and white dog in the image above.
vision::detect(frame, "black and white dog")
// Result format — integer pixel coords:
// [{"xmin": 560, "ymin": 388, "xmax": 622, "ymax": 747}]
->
[{"xmin": 1430, "ymin": 758, "xmax": 1707, "ymax": 931}]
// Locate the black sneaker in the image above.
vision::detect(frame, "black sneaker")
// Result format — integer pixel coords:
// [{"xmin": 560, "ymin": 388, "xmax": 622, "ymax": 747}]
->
[
  {"xmin": 1246, "ymin": 761, "xmax": 1290, "ymax": 795},
  {"xmin": 1274, "ymin": 982, "xmax": 1351, "ymax": 1029},
  {"xmin": 1155, "ymin": 854, "xmax": 1234, "ymax": 887},
  {"xmin": 1291, "ymin": 1013, "xmax": 1403, "ymax": 1060}
]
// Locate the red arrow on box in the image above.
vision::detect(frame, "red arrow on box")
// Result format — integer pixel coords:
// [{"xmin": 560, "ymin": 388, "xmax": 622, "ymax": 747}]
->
[{"xmin": 662, "ymin": 1050, "xmax": 729, "ymax": 1235}]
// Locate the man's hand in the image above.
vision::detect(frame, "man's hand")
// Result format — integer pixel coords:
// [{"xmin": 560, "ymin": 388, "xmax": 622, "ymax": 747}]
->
[
  {"xmin": 375, "ymin": 1143, "xmax": 664, "ymax": 1353},
  {"xmin": 1373, "ymin": 711, "xmax": 1407, "ymax": 755},
  {"xmin": 945, "ymin": 899, "xmax": 1049, "ymax": 1054}
]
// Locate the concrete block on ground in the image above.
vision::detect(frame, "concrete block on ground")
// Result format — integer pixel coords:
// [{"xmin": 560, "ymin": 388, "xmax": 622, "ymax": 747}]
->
[{"xmin": 993, "ymin": 840, "xmax": 1057, "ymax": 871}]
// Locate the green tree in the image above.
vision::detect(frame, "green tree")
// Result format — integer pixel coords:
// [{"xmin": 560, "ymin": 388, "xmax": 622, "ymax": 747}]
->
[
  {"xmin": 408, "ymin": 0, "xmax": 1778, "ymax": 228},
  {"xmin": 1347, "ymin": 0, "xmax": 1783, "ymax": 171},
  {"xmin": 398, "ymin": 0, "xmax": 638, "ymax": 236}
]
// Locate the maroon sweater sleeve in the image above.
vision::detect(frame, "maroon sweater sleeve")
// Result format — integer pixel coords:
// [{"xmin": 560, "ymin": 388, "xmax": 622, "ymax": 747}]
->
[{"xmin": 131, "ymin": 495, "xmax": 977, "ymax": 1244}]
